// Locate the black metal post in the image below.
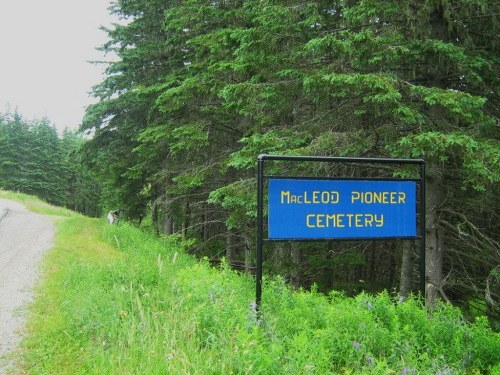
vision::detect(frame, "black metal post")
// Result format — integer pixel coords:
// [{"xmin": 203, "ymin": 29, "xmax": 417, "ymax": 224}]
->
[
  {"xmin": 419, "ymin": 161, "xmax": 426, "ymax": 299},
  {"xmin": 256, "ymin": 154, "xmax": 423, "ymax": 165},
  {"xmin": 255, "ymin": 155, "xmax": 265, "ymax": 312}
]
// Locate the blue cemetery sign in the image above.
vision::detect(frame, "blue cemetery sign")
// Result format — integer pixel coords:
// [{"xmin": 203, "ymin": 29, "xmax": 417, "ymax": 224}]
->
[
  {"xmin": 268, "ymin": 179, "xmax": 417, "ymax": 240},
  {"xmin": 254, "ymin": 155, "xmax": 426, "ymax": 314}
]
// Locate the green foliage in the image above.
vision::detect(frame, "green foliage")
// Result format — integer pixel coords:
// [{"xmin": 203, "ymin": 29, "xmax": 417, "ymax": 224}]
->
[
  {"xmin": 390, "ymin": 131, "xmax": 500, "ymax": 191},
  {"xmin": 80, "ymin": 0, "xmax": 500, "ymax": 322},
  {"xmin": 228, "ymin": 130, "xmax": 312, "ymax": 170},
  {"xmin": 0, "ymin": 110, "xmax": 101, "ymax": 215},
  {"xmin": 21, "ymin": 219, "xmax": 500, "ymax": 374},
  {"xmin": 410, "ymin": 85, "xmax": 494, "ymax": 125},
  {"xmin": 320, "ymin": 73, "xmax": 402, "ymax": 103},
  {"xmin": 169, "ymin": 122, "xmax": 209, "ymax": 154},
  {"xmin": 171, "ymin": 166, "xmax": 208, "ymax": 192},
  {"xmin": 208, "ymin": 178, "xmax": 256, "ymax": 229}
]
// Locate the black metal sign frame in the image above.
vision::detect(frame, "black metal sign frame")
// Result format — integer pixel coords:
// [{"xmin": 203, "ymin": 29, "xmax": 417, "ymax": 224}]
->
[{"xmin": 256, "ymin": 154, "xmax": 426, "ymax": 311}]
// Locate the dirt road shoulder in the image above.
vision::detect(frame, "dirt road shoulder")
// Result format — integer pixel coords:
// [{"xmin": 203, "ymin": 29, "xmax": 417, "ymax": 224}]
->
[{"xmin": 0, "ymin": 199, "xmax": 55, "ymax": 374}]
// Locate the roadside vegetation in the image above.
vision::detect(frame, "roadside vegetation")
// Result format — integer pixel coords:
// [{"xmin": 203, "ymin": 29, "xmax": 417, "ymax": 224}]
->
[
  {"xmin": 2, "ymin": 0, "xmax": 499, "ymax": 327},
  {"xmin": 12, "ymin": 200, "xmax": 498, "ymax": 374},
  {"xmin": 80, "ymin": 0, "xmax": 499, "ymax": 321},
  {"xmin": 0, "ymin": 112, "xmax": 101, "ymax": 217},
  {"xmin": 0, "ymin": 190, "xmax": 76, "ymax": 218},
  {"xmin": 1, "ymin": 0, "xmax": 498, "ymax": 372}
]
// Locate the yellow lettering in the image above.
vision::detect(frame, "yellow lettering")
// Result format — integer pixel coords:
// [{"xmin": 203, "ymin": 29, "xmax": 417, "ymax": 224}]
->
[
  {"xmin": 303, "ymin": 213, "xmax": 387, "ymax": 229},
  {"xmin": 304, "ymin": 192, "xmax": 311, "ymax": 204},
  {"xmin": 345, "ymin": 213, "xmax": 353, "ymax": 226},
  {"xmin": 306, "ymin": 214, "xmax": 315, "ymax": 227},
  {"xmin": 321, "ymin": 191, "xmax": 329, "ymax": 203},
  {"xmin": 351, "ymin": 191, "xmax": 408, "ymax": 204},
  {"xmin": 352, "ymin": 191, "xmax": 361, "ymax": 203},
  {"xmin": 281, "ymin": 191, "xmax": 290, "ymax": 204},
  {"xmin": 355, "ymin": 214, "xmax": 363, "ymax": 227},
  {"xmin": 316, "ymin": 214, "xmax": 325, "ymax": 228},
  {"xmin": 385, "ymin": 192, "xmax": 391, "ymax": 203},
  {"xmin": 365, "ymin": 214, "xmax": 373, "ymax": 226},
  {"xmin": 337, "ymin": 214, "xmax": 345, "ymax": 227},
  {"xmin": 312, "ymin": 191, "xmax": 319, "ymax": 203},
  {"xmin": 398, "ymin": 192, "xmax": 406, "ymax": 203},
  {"xmin": 374, "ymin": 214, "xmax": 384, "ymax": 227},
  {"xmin": 390, "ymin": 192, "xmax": 397, "ymax": 204},
  {"xmin": 283, "ymin": 190, "xmax": 344, "ymax": 206},
  {"xmin": 331, "ymin": 191, "xmax": 340, "ymax": 203},
  {"xmin": 326, "ymin": 214, "xmax": 336, "ymax": 227}
]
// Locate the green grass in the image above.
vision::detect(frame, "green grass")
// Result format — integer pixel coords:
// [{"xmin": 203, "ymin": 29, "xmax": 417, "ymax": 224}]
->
[
  {"xmin": 21, "ymin": 217, "xmax": 121, "ymax": 374},
  {"xmin": 0, "ymin": 190, "xmax": 76, "ymax": 217},
  {"xmin": 3, "ymin": 191, "xmax": 498, "ymax": 374}
]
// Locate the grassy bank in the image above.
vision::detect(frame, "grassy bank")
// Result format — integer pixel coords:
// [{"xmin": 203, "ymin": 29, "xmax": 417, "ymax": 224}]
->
[
  {"xmin": 0, "ymin": 191, "xmax": 76, "ymax": 217},
  {"xmin": 6, "ymin": 195, "xmax": 498, "ymax": 373}
]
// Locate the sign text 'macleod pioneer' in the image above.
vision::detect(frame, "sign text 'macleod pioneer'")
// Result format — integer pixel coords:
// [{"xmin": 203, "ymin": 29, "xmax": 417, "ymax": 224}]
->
[{"xmin": 268, "ymin": 179, "xmax": 417, "ymax": 240}]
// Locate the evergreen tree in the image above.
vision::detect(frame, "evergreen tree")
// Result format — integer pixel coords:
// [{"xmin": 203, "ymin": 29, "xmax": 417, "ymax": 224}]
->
[
  {"xmin": 27, "ymin": 118, "xmax": 65, "ymax": 203},
  {"xmin": 0, "ymin": 111, "xmax": 32, "ymax": 191},
  {"xmin": 60, "ymin": 129, "xmax": 102, "ymax": 216},
  {"xmin": 0, "ymin": 110, "xmax": 102, "ymax": 216},
  {"xmin": 82, "ymin": 0, "xmax": 499, "ymax": 317}
]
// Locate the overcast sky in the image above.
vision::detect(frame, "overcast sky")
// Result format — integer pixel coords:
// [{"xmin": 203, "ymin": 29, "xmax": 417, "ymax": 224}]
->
[{"xmin": 0, "ymin": 0, "xmax": 115, "ymax": 131}]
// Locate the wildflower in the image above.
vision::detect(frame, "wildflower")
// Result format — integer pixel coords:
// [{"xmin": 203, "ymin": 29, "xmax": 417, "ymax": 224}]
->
[
  {"xmin": 352, "ymin": 341, "xmax": 361, "ymax": 349},
  {"xmin": 401, "ymin": 367, "xmax": 415, "ymax": 375},
  {"xmin": 166, "ymin": 351, "xmax": 175, "ymax": 360}
]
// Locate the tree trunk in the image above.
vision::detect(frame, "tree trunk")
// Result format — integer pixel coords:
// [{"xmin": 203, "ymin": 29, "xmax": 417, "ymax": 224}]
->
[
  {"xmin": 399, "ymin": 241, "xmax": 414, "ymax": 300},
  {"xmin": 367, "ymin": 243, "xmax": 376, "ymax": 283},
  {"xmin": 244, "ymin": 235, "xmax": 253, "ymax": 274},
  {"xmin": 181, "ymin": 198, "xmax": 190, "ymax": 240},
  {"xmin": 163, "ymin": 196, "xmax": 174, "ymax": 235},
  {"xmin": 152, "ymin": 197, "xmax": 160, "ymax": 235},
  {"xmin": 388, "ymin": 243, "xmax": 397, "ymax": 289},
  {"xmin": 270, "ymin": 242, "xmax": 287, "ymax": 275},
  {"xmin": 425, "ymin": 167, "xmax": 445, "ymax": 306},
  {"xmin": 226, "ymin": 229, "xmax": 235, "ymax": 268},
  {"xmin": 200, "ymin": 202, "xmax": 209, "ymax": 242},
  {"xmin": 290, "ymin": 242, "xmax": 301, "ymax": 289}
]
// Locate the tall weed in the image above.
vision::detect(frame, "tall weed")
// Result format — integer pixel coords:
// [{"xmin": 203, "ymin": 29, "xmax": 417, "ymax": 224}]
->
[{"xmin": 22, "ymin": 219, "xmax": 500, "ymax": 374}]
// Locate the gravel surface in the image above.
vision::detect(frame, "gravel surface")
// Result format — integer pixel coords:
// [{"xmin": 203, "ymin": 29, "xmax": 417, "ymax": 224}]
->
[{"xmin": 0, "ymin": 199, "xmax": 55, "ymax": 374}]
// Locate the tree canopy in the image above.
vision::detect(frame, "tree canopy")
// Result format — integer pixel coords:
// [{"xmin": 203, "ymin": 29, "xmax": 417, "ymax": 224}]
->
[
  {"xmin": 0, "ymin": 110, "xmax": 101, "ymax": 216},
  {"xmin": 82, "ymin": 0, "xmax": 499, "ymax": 322}
]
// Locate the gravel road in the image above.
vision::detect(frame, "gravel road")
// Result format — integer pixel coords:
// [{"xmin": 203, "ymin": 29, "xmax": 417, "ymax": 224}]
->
[{"xmin": 0, "ymin": 199, "xmax": 55, "ymax": 374}]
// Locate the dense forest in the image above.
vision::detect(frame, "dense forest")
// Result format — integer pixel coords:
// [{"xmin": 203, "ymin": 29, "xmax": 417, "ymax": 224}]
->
[
  {"xmin": 0, "ymin": 111, "xmax": 101, "ymax": 216},
  {"xmin": 1, "ymin": 0, "xmax": 498, "ymax": 325}
]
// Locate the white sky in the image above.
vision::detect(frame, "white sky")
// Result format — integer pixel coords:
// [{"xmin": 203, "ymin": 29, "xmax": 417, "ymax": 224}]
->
[{"xmin": 0, "ymin": 0, "xmax": 115, "ymax": 131}]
